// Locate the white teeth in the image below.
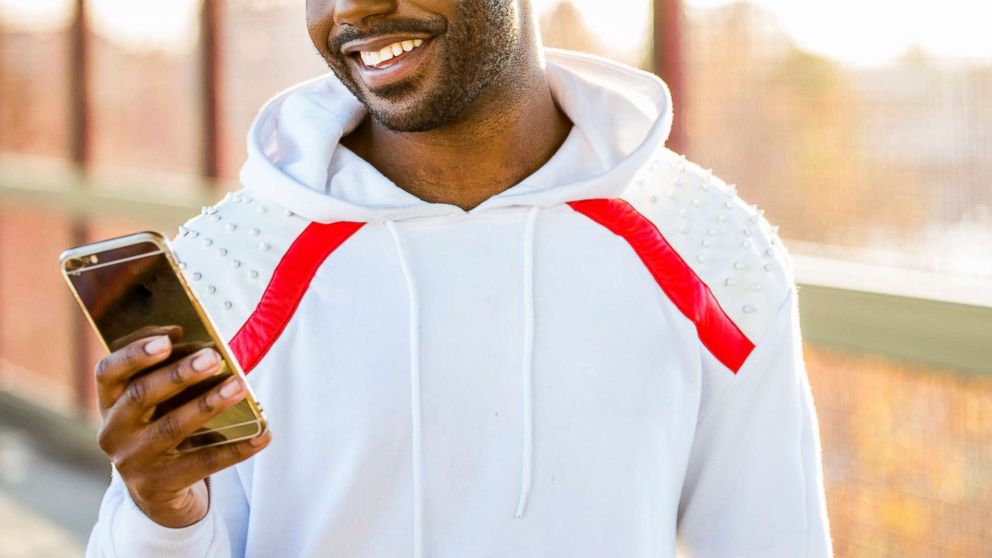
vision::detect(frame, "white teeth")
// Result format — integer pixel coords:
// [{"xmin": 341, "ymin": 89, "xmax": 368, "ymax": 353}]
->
[
  {"xmin": 359, "ymin": 38, "xmax": 427, "ymax": 68},
  {"xmin": 360, "ymin": 51, "xmax": 383, "ymax": 67}
]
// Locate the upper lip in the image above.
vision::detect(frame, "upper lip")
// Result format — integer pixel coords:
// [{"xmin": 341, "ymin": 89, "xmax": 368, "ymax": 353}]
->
[{"xmin": 341, "ymin": 33, "xmax": 434, "ymax": 56}]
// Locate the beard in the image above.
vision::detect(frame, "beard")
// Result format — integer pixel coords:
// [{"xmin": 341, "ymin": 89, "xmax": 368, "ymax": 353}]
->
[{"xmin": 322, "ymin": 1, "xmax": 519, "ymax": 132}]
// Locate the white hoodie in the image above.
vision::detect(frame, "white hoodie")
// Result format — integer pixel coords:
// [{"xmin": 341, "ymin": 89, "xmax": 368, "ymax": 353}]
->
[{"xmin": 86, "ymin": 48, "xmax": 833, "ymax": 558}]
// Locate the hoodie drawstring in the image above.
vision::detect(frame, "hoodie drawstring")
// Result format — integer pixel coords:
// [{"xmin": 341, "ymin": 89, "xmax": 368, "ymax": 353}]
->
[
  {"xmin": 385, "ymin": 219, "xmax": 424, "ymax": 558},
  {"xmin": 515, "ymin": 205, "xmax": 541, "ymax": 518},
  {"xmin": 385, "ymin": 207, "xmax": 542, "ymax": 557}
]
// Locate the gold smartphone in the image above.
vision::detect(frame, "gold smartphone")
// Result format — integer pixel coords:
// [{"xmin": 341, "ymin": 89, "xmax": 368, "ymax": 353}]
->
[{"xmin": 59, "ymin": 231, "xmax": 267, "ymax": 452}]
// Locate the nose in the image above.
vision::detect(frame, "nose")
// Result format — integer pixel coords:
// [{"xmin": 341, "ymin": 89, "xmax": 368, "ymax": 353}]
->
[{"xmin": 333, "ymin": 0, "xmax": 396, "ymax": 27}]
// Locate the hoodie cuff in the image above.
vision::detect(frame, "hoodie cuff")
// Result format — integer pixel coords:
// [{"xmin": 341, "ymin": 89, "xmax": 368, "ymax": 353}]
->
[{"xmin": 109, "ymin": 488, "xmax": 218, "ymax": 558}]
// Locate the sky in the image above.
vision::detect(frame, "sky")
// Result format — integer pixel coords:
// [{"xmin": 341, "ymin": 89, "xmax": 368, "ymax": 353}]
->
[{"xmin": 1, "ymin": 0, "xmax": 991, "ymax": 66}]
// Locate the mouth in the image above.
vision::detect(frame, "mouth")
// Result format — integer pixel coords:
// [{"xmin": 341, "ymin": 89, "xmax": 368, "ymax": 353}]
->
[
  {"xmin": 341, "ymin": 35, "xmax": 436, "ymax": 90},
  {"xmin": 356, "ymin": 38, "xmax": 426, "ymax": 69}
]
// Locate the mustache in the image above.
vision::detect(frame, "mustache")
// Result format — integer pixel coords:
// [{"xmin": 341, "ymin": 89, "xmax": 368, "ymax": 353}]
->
[{"xmin": 328, "ymin": 17, "xmax": 448, "ymax": 54}]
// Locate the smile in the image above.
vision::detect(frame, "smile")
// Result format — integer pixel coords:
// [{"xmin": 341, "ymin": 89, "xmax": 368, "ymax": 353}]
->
[
  {"xmin": 342, "ymin": 34, "xmax": 437, "ymax": 90},
  {"xmin": 359, "ymin": 39, "xmax": 426, "ymax": 69}
]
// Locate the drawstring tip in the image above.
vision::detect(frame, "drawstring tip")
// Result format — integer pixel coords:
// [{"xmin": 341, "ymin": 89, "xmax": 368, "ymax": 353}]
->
[{"xmin": 514, "ymin": 495, "xmax": 528, "ymax": 518}]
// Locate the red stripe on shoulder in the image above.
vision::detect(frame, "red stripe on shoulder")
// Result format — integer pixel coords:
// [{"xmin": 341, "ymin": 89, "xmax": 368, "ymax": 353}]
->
[
  {"xmin": 230, "ymin": 220, "xmax": 365, "ymax": 373},
  {"xmin": 567, "ymin": 198, "xmax": 754, "ymax": 373}
]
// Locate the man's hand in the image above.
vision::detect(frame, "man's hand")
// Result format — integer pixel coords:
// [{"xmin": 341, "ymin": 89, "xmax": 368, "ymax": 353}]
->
[{"xmin": 94, "ymin": 327, "xmax": 271, "ymax": 528}]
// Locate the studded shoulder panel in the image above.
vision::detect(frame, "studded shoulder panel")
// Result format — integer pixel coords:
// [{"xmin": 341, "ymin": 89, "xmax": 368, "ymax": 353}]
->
[
  {"xmin": 167, "ymin": 190, "xmax": 312, "ymax": 342},
  {"xmin": 622, "ymin": 148, "xmax": 796, "ymax": 347}
]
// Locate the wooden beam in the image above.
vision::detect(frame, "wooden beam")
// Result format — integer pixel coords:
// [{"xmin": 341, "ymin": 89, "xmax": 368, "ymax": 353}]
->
[{"xmin": 653, "ymin": 0, "xmax": 686, "ymax": 153}]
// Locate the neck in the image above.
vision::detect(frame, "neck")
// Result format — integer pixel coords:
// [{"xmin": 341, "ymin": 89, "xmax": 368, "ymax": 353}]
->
[{"xmin": 342, "ymin": 51, "xmax": 573, "ymax": 212}]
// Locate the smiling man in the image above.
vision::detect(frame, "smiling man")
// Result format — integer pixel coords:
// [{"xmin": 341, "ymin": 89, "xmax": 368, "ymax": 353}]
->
[{"xmin": 84, "ymin": 1, "xmax": 833, "ymax": 557}]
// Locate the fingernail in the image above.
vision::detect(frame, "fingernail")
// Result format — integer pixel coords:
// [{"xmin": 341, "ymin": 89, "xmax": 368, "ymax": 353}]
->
[
  {"xmin": 218, "ymin": 378, "xmax": 244, "ymax": 400},
  {"xmin": 192, "ymin": 350, "xmax": 219, "ymax": 372},
  {"xmin": 143, "ymin": 336, "xmax": 170, "ymax": 355},
  {"xmin": 250, "ymin": 433, "xmax": 271, "ymax": 447}
]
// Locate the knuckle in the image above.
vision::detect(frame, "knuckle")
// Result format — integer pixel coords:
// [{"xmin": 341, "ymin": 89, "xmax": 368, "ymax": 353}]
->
[
  {"xmin": 155, "ymin": 415, "xmax": 182, "ymax": 442},
  {"xmin": 96, "ymin": 425, "xmax": 114, "ymax": 454},
  {"xmin": 94, "ymin": 357, "xmax": 113, "ymax": 384},
  {"xmin": 121, "ymin": 345, "xmax": 143, "ymax": 369},
  {"xmin": 123, "ymin": 380, "xmax": 149, "ymax": 408},
  {"xmin": 197, "ymin": 394, "xmax": 216, "ymax": 415},
  {"xmin": 169, "ymin": 360, "xmax": 187, "ymax": 385}
]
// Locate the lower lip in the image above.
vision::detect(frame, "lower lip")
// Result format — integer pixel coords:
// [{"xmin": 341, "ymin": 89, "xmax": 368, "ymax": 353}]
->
[{"xmin": 354, "ymin": 39, "xmax": 434, "ymax": 90}]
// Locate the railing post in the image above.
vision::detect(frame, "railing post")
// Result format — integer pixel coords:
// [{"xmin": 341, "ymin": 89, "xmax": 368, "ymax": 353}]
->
[
  {"xmin": 200, "ymin": 0, "xmax": 223, "ymax": 183},
  {"xmin": 69, "ymin": 0, "xmax": 94, "ymax": 415},
  {"xmin": 653, "ymin": 0, "xmax": 686, "ymax": 154}
]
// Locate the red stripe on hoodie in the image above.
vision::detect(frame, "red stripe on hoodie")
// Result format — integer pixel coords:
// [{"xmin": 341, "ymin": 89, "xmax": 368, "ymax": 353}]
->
[
  {"xmin": 230, "ymin": 220, "xmax": 366, "ymax": 373},
  {"xmin": 567, "ymin": 198, "xmax": 754, "ymax": 373}
]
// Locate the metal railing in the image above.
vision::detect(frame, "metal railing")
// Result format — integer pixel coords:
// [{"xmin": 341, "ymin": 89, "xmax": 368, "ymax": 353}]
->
[{"xmin": 3, "ymin": 154, "xmax": 990, "ymax": 396}]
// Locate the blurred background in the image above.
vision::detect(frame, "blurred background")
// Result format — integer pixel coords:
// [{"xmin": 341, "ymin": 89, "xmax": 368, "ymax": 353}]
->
[{"xmin": 0, "ymin": 0, "xmax": 990, "ymax": 556}]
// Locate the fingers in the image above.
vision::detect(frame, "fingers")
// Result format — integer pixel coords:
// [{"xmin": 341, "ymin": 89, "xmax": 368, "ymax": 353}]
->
[
  {"xmin": 112, "ymin": 348, "xmax": 223, "ymax": 424},
  {"xmin": 108, "ymin": 325, "xmax": 183, "ymax": 353},
  {"xmin": 165, "ymin": 432, "xmax": 272, "ymax": 490},
  {"xmin": 100, "ymin": 373, "xmax": 257, "ymax": 473},
  {"xmin": 95, "ymin": 334, "xmax": 176, "ymax": 412},
  {"xmin": 141, "ymin": 375, "xmax": 249, "ymax": 455}
]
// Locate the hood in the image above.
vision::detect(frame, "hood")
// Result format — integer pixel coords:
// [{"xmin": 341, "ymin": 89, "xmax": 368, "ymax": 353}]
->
[{"xmin": 239, "ymin": 48, "xmax": 674, "ymax": 224}]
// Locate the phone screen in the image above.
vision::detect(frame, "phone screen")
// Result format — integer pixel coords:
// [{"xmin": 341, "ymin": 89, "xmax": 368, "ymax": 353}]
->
[{"xmin": 64, "ymin": 238, "xmax": 263, "ymax": 451}]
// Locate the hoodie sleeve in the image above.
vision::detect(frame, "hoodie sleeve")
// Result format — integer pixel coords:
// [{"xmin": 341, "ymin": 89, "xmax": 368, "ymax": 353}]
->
[
  {"xmin": 675, "ymin": 287, "xmax": 834, "ymax": 558},
  {"xmin": 85, "ymin": 465, "xmax": 248, "ymax": 558}
]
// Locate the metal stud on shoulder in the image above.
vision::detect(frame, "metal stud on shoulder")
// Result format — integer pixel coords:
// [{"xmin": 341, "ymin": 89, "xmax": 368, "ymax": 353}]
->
[
  {"xmin": 284, "ymin": 209, "xmax": 294, "ymax": 218},
  {"xmin": 224, "ymin": 301, "xmax": 233, "ymax": 310},
  {"xmin": 207, "ymin": 285, "xmax": 217, "ymax": 295}
]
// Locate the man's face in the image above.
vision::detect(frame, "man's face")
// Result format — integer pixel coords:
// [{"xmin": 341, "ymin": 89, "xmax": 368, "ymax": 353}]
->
[{"xmin": 307, "ymin": 0, "xmax": 520, "ymax": 132}]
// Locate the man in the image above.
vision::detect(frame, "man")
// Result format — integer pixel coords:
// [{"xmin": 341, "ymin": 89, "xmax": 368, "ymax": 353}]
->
[{"xmin": 86, "ymin": 0, "xmax": 834, "ymax": 556}]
